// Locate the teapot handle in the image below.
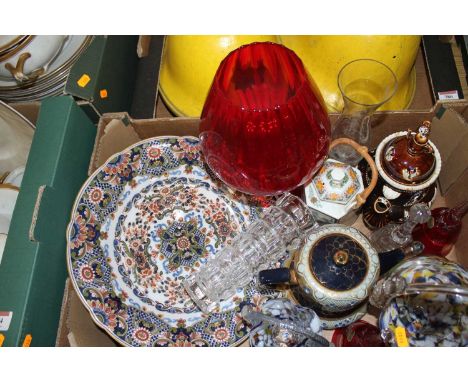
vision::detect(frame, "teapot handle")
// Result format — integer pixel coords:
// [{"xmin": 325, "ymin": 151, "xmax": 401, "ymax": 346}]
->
[
  {"xmin": 328, "ymin": 138, "xmax": 378, "ymax": 208},
  {"xmin": 258, "ymin": 267, "xmax": 298, "ymax": 286}
]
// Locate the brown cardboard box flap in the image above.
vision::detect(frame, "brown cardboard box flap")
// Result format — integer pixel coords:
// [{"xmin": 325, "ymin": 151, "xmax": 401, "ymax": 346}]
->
[
  {"xmin": 431, "ymin": 107, "xmax": 468, "ymax": 195},
  {"xmin": 90, "ymin": 114, "xmax": 141, "ymax": 172},
  {"xmin": 91, "ymin": 113, "xmax": 199, "ymax": 173},
  {"xmin": 67, "ymin": 282, "xmax": 117, "ymax": 347}
]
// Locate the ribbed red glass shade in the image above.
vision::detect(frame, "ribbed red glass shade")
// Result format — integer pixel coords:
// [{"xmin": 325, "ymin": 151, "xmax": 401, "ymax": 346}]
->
[{"xmin": 200, "ymin": 42, "xmax": 331, "ymax": 196}]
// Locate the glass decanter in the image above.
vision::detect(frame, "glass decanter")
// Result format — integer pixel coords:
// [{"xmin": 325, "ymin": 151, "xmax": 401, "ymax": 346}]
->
[
  {"xmin": 370, "ymin": 203, "xmax": 431, "ymax": 253},
  {"xmin": 183, "ymin": 193, "xmax": 317, "ymax": 313},
  {"xmin": 329, "ymin": 59, "xmax": 397, "ymax": 166},
  {"xmin": 412, "ymin": 200, "xmax": 468, "ymax": 257}
]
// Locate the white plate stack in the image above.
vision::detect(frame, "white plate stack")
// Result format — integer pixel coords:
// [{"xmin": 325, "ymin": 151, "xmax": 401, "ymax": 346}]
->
[
  {"xmin": 0, "ymin": 35, "xmax": 93, "ymax": 102},
  {"xmin": 0, "ymin": 100, "xmax": 34, "ymax": 264}
]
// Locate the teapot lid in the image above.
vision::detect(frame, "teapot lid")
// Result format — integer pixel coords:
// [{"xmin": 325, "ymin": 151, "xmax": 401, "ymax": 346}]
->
[
  {"xmin": 310, "ymin": 232, "xmax": 369, "ymax": 291},
  {"xmin": 380, "ymin": 121, "xmax": 437, "ymax": 185},
  {"xmin": 297, "ymin": 225, "xmax": 380, "ymax": 297}
]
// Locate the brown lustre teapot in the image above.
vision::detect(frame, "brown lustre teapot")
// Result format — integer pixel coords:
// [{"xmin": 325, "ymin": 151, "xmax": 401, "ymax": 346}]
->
[{"xmin": 359, "ymin": 121, "xmax": 442, "ymax": 230}]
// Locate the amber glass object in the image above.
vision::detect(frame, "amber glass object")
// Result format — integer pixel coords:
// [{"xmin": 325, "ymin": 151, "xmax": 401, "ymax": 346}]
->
[{"xmin": 200, "ymin": 42, "xmax": 331, "ymax": 196}]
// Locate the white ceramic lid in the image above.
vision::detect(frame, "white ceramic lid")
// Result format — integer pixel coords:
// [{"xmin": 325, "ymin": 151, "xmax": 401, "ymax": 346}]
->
[
  {"xmin": 305, "ymin": 159, "xmax": 364, "ymax": 220},
  {"xmin": 0, "ymin": 35, "xmax": 90, "ymax": 89}
]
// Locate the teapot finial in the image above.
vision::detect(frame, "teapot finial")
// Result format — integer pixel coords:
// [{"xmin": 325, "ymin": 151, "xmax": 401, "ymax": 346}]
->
[{"xmin": 414, "ymin": 120, "xmax": 431, "ymax": 145}]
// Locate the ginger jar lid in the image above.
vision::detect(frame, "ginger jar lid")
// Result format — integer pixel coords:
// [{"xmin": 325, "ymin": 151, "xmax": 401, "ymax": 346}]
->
[
  {"xmin": 380, "ymin": 121, "xmax": 437, "ymax": 185},
  {"xmin": 305, "ymin": 159, "xmax": 364, "ymax": 220}
]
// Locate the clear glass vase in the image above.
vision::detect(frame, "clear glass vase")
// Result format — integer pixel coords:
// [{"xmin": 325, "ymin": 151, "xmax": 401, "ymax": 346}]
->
[
  {"xmin": 183, "ymin": 193, "xmax": 317, "ymax": 313},
  {"xmin": 329, "ymin": 59, "xmax": 398, "ymax": 166}
]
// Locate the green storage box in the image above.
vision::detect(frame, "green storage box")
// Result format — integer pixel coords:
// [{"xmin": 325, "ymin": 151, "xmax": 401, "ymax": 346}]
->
[
  {"xmin": 65, "ymin": 35, "xmax": 140, "ymax": 121},
  {"xmin": 0, "ymin": 96, "xmax": 96, "ymax": 346}
]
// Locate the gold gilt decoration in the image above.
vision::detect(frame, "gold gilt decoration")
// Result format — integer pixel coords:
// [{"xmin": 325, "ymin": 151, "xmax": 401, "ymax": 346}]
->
[{"xmin": 5, "ymin": 52, "xmax": 44, "ymax": 83}]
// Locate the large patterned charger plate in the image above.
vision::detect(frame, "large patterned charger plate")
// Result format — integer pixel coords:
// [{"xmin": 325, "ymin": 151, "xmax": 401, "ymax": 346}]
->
[{"xmin": 67, "ymin": 136, "xmax": 277, "ymax": 346}]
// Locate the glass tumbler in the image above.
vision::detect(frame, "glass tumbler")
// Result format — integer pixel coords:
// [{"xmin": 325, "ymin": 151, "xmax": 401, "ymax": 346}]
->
[
  {"xmin": 183, "ymin": 193, "xmax": 317, "ymax": 313},
  {"xmin": 329, "ymin": 59, "xmax": 398, "ymax": 166}
]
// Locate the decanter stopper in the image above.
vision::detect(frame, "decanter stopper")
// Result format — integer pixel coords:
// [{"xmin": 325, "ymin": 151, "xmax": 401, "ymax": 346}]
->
[{"xmin": 413, "ymin": 120, "xmax": 431, "ymax": 145}]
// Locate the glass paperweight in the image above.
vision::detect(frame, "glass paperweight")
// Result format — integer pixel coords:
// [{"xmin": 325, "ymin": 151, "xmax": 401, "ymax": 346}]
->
[
  {"xmin": 370, "ymin": 256, "xmax": 468, "ymax": 347},
  {"xmin": 241, "ymin": 298, "xmax": 329, "ymax": 347},
  {"xmin": 183, "ymin": 193, "xmax": 316, "ymax": 313}
]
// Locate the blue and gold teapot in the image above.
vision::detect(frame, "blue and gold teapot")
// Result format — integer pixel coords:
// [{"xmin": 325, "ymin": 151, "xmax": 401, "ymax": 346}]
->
[{"xmin": 259, "ymin": 225, "xmax": 380, "ymax": 329}]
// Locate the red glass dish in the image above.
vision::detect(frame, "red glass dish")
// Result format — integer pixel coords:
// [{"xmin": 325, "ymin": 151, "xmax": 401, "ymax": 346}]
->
[
  {"xmin": 200, "ymin": 42, "xmax": 331, "ymax": 196},
  {"xmin": 331, "ymin": 320, "xmax": 384, "ymax": 347}
]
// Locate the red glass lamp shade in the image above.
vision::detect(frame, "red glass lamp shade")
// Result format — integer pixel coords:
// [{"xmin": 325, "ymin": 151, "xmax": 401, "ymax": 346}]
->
[{"xmin": 200, "ymin": 42, "xmax": 331, "ymax": 196}]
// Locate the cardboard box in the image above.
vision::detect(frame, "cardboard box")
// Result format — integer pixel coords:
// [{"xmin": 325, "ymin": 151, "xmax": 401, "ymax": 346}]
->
[
  {"xmin": 55, "ymin": 104, "xmax": 468, "ymax": 346},
  {"xmin": 0, "ymin": 96, "xmax": 97, "ymax": 346},
  {"xmin": 65, "ymin": 35, "xmax": 140, "ymax": 122},
  {"xmin": 130, "ymin": 35, "xmax": 164, "ymax": 119}
]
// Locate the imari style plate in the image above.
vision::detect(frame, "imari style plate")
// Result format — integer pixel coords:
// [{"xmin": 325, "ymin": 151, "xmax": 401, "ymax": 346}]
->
[{"xmin": 67, "ymin": 136, "xmax": 277, "ymax": 346}]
